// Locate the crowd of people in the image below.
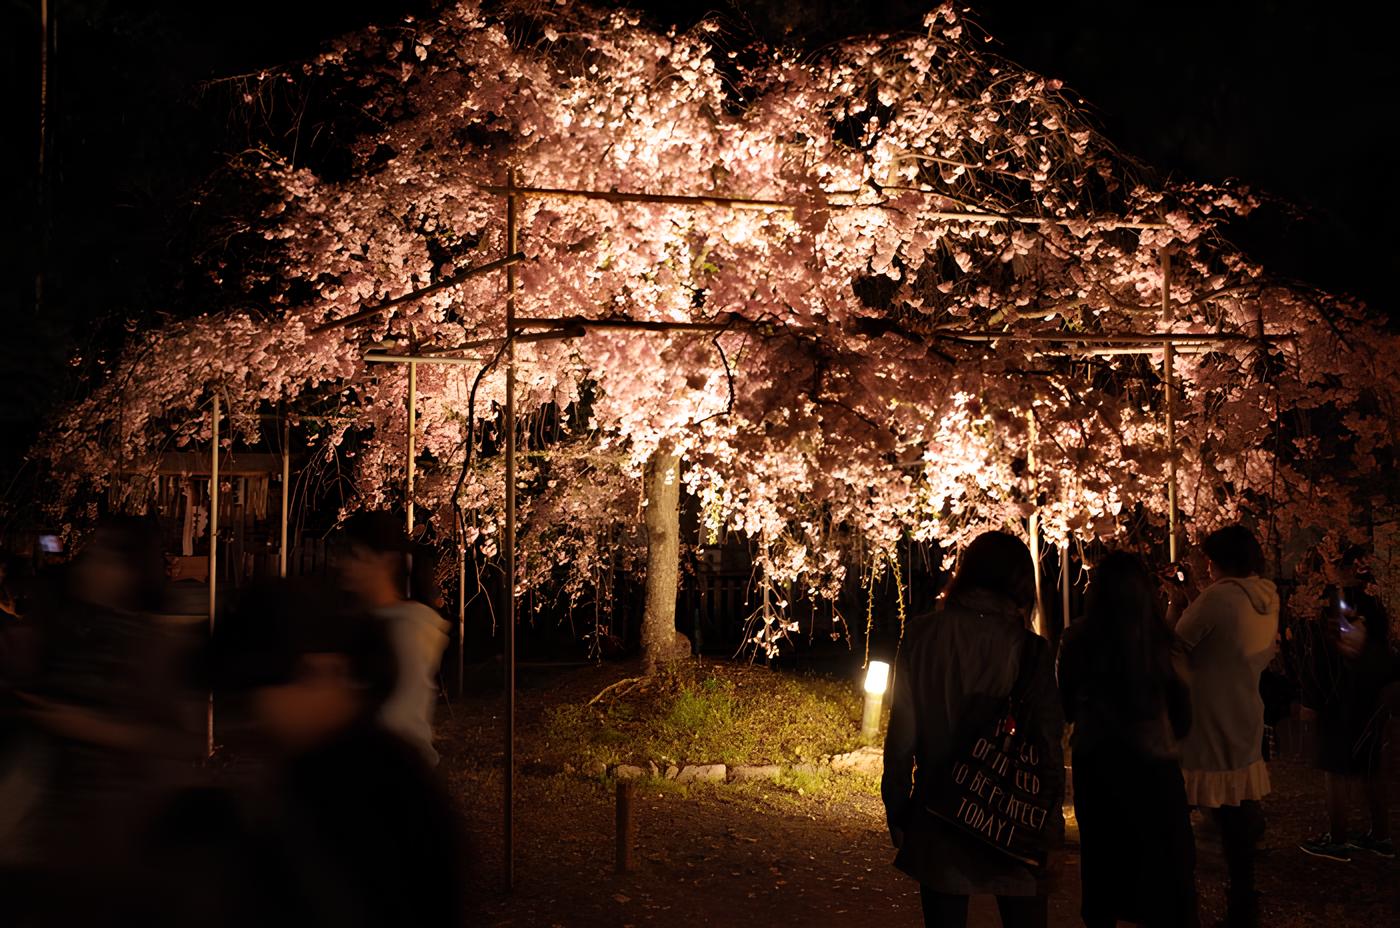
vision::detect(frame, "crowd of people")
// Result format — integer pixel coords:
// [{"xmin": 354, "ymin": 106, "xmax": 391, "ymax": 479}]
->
[
  {"xmin": 883, "ymin": 525, "xmax": 1397, "ymax": 928},
  {"xmin": 2, "ymin": 510, "xmax": 1396, "ymax": 928},
  {"xmin": 0, "ymin": 512, "xmax": 463, "ymax": 927}
]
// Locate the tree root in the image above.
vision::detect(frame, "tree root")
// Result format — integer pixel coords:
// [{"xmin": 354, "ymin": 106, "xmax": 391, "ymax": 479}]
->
[{"xmin": 587, "ymin": 676, "xmax": 646, "ymax": 707}]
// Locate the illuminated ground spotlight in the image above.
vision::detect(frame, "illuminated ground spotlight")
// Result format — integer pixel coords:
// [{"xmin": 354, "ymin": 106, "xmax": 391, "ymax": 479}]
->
[{"xmin": 861, "ymin": 660, "xmax": 890, "ymax": 741}]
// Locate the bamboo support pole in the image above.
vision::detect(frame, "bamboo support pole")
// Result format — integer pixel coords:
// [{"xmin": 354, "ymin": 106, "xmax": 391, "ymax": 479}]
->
[
  {"xmin": 366, "ymin": 352, "xmax": 487, "ymax": 367},
  {"xmin": 407, "ymin": 361, "xmax": 417, "ymax": 538},
  {"xmin": 310, "ymin": 252, "xmax": 526, "ymax": 334},
  {"xmin": 406, "ymin": 361, "xmax": 417, "ymax": 598},
  {"xmin": 1060, "ymin": 540, "xmax": 1072, "ymax": 630},
  {"xmin": 514, "ymin": 316, "xmax": 734, "ymax": 333},
  {"xmin": 503, "ymin": 167, "xmax": 519, "ymax": 891},
  {"xmin": 279, "ymin": 417, "xmax": 290, "ymax": 578},
  {"xmin": 207, "ymin": 392, "xmax": 220, "ymax": 759},
  {"xmin": 479, "ymin": 183, "xmax": 1170, "ymax": 230},
  {"xmin": 1162, "ymin": 249, "xmax": 1180, "ymax": 564},
  {"xmin": 1165, "ymin": 340, "xmax": 1179, "ymax": 564},
  {"xmin": 457, "ymin": 540, "xmax": 466, "ymax": 699},
  {"xmin": 1026, "ymin": 411, "xmax": 1046, "ymax": 637},
  {"xmin": 942, "ymin": 330, "xmax": 1292, "ymax": 346}
]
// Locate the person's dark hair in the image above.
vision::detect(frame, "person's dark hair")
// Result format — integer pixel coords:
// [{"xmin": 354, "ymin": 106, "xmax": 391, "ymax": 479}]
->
[
  {"xmin": 1080, "ymin": 551, "xmax": 1176, "ymax": 721},
  {"xmin": 343, "ymin": 511, "xmax": 412, "ymax": 554},
  {"xmin": 210, "ymin": 577, "xmax": 396, "ymax": 711},
  {"xmin": 341, "ymin": 510, "xmax": 411, "ymax": 592},
  {"xmin": 942, "ymin": 530, "xmax": 1037, "ymax": 614},
  {"xmin": 81, "ymin": 514, "xmax": 167, "ymax": 611},
  {"xmin": 1201, "ymin": 524, "xmax": 1265, "ymax": 578}
]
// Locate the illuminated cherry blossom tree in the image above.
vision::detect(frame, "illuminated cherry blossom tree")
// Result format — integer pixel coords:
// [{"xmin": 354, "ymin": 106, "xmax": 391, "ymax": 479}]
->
[{"xmin": 38, "ymin": 1, "xmax": 1400, "ymax": 662}]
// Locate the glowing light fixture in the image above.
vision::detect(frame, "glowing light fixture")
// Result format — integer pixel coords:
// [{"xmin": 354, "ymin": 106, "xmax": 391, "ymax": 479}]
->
[
  {"xmin": 861, "ymin": 660, "xmax": 891, "ymax": 740},
  {"xmin": 864, "ymin": 660, "xmax": 890, "ymax": 695}
]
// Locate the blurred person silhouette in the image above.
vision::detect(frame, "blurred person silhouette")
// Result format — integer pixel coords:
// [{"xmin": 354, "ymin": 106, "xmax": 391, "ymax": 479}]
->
[
  {"xmin": 1, "ymin": 553, "xmax": 22, "ymax": 620},
  {"xmin": 10, "ymin": 516, "xmax": 195, "ymax": 923},
  {"xmin": 1166, "ymin": 525, "xmax": 1278, "ymax": 928},
  {"xmin": 340, "ymin": 512, "xmax": 450, "ymax": 766},
  {"xmin": 1, "ymin": 552, "xmax": 44, "ymax": 883},
  {"xmin": 1297, "ymin": 546, "xmax": 1395, "ymax": 861},
  {"xmin": 156, "ymin": 576, "xmax": 468, "ymax": 928},
  {"xmin": 883, "ymin": 530, "xmax": 1065, "ymax": 928},
  {"xmin": 1059, "ymin": 551, "xmax": 1197, "ymax": 928}
]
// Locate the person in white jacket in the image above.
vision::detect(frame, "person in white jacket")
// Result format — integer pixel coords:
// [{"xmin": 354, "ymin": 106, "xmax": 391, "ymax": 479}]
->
[
  {"xmin": 1168, "ymin": 524, "xmax": 1278, "ymax": 928},
  {"xmin": 341, "ymin": 513, "xmax": 450, "ymax": 766}
]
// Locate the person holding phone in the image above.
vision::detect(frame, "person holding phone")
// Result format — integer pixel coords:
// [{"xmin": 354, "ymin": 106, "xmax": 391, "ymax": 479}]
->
[{"xmin": 1298, "ymin": 547, "xmax": 1394, "ymax": 861}]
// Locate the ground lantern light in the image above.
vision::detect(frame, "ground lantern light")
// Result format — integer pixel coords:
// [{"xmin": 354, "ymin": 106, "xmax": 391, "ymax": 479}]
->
[{"xmin": 861, "ymin": 660, "xmax": 890, "ymax": 741}]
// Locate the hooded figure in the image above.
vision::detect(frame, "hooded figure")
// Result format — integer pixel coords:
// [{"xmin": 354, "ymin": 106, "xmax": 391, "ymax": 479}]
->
[
  {"xmin": 1171, "ymin": 525, "xmax": 1278, "ymax": 928},
  {"xmin": 1175, "ymin": 573, "xmax": 1279, "ymax": 805}
]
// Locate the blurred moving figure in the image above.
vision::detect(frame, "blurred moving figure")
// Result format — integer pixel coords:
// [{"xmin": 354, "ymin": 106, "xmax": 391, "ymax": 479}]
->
[
  {"xmin": 1297, "ymin": 547, "xmax": 1395, "ymax": 862},
  {"xmin": 340, "ymin": 512, "xmax": 450, "ymax": 766},
  {"xmin": 6, "ymin": 517, "xmax": 194, "ymax": 924},
  {"xmin": 160, "ymin": 577, "xmax": 468, "ymax": 928},
  {"xmin": 1167, "ymin": 525, "xmax": 1278, "ymax": 928},
  {"xmin": 1059, "ymin": 551, "xmax": 1197, "ymax": 928},
  {"xmin": 0, "ymin": 553, "xmax": 22, "ymax": 620}
]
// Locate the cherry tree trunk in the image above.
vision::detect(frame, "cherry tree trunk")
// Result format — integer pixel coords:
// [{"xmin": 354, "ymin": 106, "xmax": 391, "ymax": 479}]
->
[{"xmin": 640, "ymin": 449, "xmax": 688, "ymax": 672}]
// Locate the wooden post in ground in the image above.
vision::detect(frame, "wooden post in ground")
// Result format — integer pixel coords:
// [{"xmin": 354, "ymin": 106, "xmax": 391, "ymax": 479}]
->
[{"xmin": 615, "ymin": 780, "xmax": 635, "ymax": 873}]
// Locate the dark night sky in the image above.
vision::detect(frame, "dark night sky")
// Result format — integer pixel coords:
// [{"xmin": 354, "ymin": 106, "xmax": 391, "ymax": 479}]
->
[{"xmin": 2, "ymin": 0, "xmax": 1395, "ymax": 479}]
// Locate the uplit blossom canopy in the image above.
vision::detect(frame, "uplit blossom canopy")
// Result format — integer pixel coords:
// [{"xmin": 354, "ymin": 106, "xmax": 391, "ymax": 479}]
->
[{"xmin": 40, "ymin": 1, "xmax": 1400, "ymax": 642}]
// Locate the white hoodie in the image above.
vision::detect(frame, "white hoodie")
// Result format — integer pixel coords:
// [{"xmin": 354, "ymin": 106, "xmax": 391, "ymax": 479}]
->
[
  {"xmin": 1175, "ymin": 576, "xmax": 1279, "ymax": 796},
  {"xmin": 376, "ymin": 600, "xmax": 451, "ymax": 766}
]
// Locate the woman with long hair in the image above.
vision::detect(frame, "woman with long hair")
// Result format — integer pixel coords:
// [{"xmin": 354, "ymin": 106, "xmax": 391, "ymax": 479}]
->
[
  {"xmin": 883, "ymin": 530, "xmax": 1065, "ymax": 928},
  {"xmin": 1059, "ymin": 551, "xmax": 1196, "ymax": 927}
]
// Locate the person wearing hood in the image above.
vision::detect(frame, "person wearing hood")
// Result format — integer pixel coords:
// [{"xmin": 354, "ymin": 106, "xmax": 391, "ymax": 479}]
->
[
  {"xmin": 340, "ymin": 512, "xmax": 451, "ymax": 767},
  {"xmin": 1168, "ymin": 525, "xmax": 1278, "ymax": 928}
]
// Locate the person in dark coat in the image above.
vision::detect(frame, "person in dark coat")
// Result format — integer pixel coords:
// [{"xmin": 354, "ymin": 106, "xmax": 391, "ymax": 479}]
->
[
  {"xmin": 883, "ymin": 531, "xmax": 1065, "ymax": 928},
  {"xmin": 1298, "ymin": 548, "xmax": 1395, "ymax": 861},
  {"xmin": 1058, "ymin": 551, "xmax": 1197, "ymax": 927}
]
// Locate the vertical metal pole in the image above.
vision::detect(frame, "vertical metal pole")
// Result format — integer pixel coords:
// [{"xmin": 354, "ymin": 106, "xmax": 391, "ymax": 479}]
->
[
  {"xmin": 279, "ymin": 416, "xmax": 290, "ymax": 578},
  {"xmin": 1162, "ymin": 248, "xmax": 1179, "ymax": 563},
  {"xmin": 1026, "ymin": 411, "xmax": 1045, "ymax": 636},
  {"xmin": 457, "ymin": 541, "xmax": 467, "ymax": 699},
  {"xmin": 1060, "ymin": 540, "xmax": 1072, "ymax": 629},
  {"xmin": 207, "ymin": 392, "xmax": 220, "ymax": 759},
  {"xmin": 1165, "ymin": 341, "xmax": 1179, "ymax": 563},
  {"xmin": 406, "ymin": 360, "xmax": 417, "ymax": 598},
  {"xmin": 503, "ymin": 167, "xmax": 519, "ymax": 890},
  {"xmin": 407, "ymin": 361, "xmax": 417, "ymax": 538}
]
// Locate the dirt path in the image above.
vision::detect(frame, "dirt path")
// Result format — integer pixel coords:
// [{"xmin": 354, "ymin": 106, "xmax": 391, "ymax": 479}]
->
[{"xmin": 440, "ymin": 674, "xmax": 1397, "ymax": 927}]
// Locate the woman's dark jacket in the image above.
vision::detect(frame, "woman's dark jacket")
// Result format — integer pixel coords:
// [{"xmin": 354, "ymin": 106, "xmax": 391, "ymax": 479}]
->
[{"xmin": 881, "ymin": 590, "xmax": 1065, "ymax": 896}]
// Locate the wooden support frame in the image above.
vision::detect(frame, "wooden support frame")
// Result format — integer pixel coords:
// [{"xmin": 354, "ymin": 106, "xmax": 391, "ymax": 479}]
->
[
  {"xmin": 347, "ymin": 178, "xmax": 1279, "ymax": 892},
  {"xmin": 480, "ymin": 182, "xmax": 1171, "ymax": 231}
]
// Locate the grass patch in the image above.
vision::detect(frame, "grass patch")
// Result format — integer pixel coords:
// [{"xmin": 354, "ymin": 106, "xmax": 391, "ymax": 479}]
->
[{"xmin": 531, "ymin": 660, "xmax": 863, "ymax": 769}]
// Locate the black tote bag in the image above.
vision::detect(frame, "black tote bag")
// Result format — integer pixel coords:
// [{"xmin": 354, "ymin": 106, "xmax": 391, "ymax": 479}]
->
[{"xmin": 924, "ymin": 631, "xmax": 1055, "ymax": 868}]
